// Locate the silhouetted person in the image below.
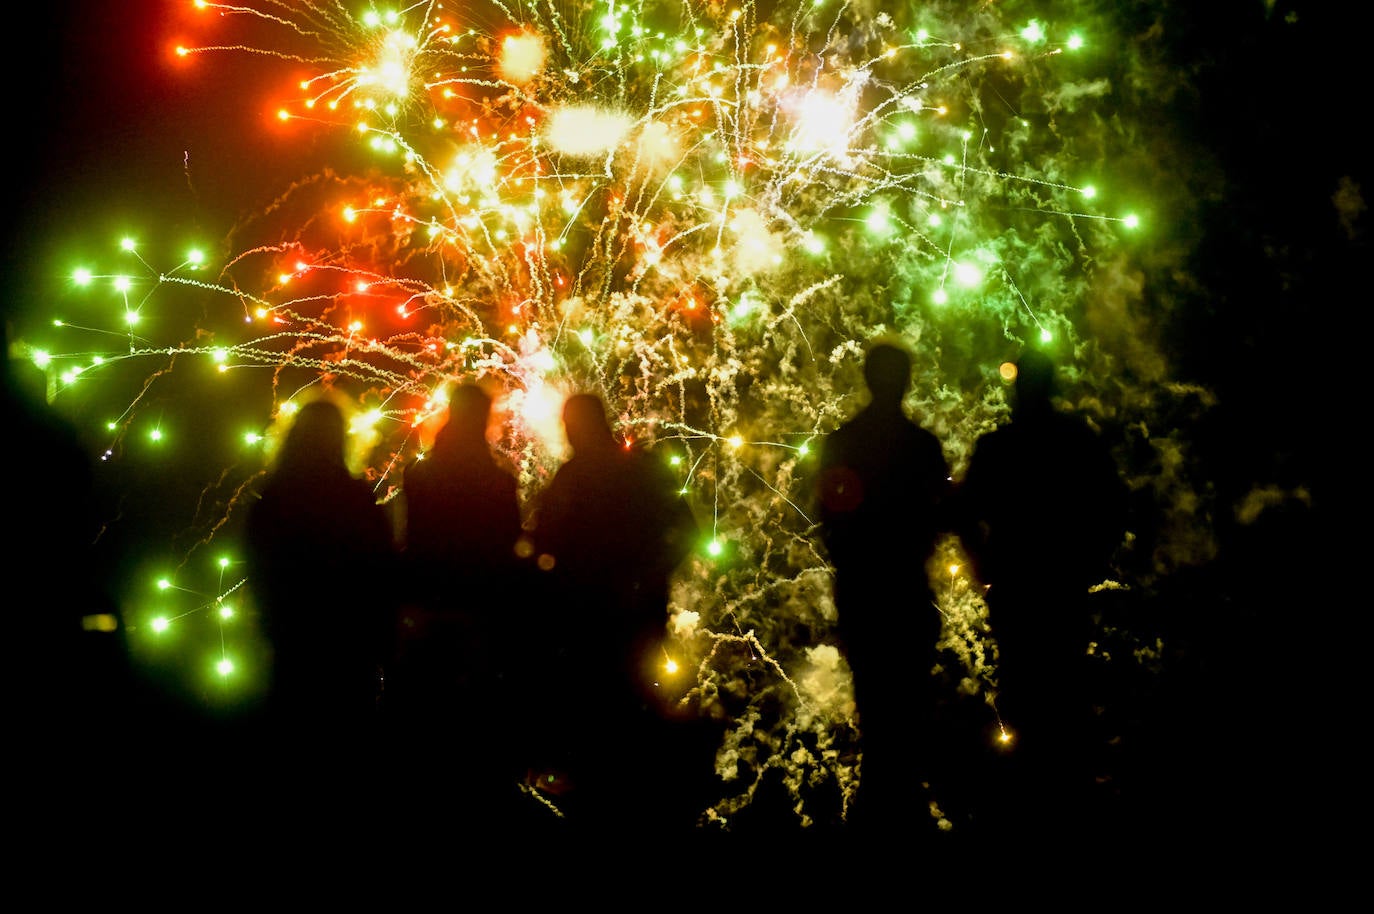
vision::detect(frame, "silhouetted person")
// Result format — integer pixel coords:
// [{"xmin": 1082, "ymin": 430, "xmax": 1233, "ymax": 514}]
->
[
  {"xmin": 527, "ymin": 392, "xmax": 700, "ymax": 831},
  {"xmin": 403, "ymin": 383, "xmax": 523, "ymax": 593},
  {"xmin": 243, "ymin": 396, "xmax": 397, "ymax": 791},
  {"xmin": 4, "ymin": 331, "xmax": 131, "ymax": 822},
  {"xmin": 816, "ymin": 339, "xmax": 951, "ymax": 836},
  {"xmin": 955, "ymin": 348, "xmax": 1128, "ymax": 831},
  {"xmin": 393, "ymin": 382, "xmax": 527, "ymax": 799}
]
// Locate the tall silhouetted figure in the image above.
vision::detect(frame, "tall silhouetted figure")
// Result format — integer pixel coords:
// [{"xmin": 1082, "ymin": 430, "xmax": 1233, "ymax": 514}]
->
[
  {"xmin": 528, "ymin": 392, "xmax": 700, "ymax": 831},
  {"xmin": 955, "ymin": 348, "xmax": 1128, "ymax": 831},
  {"xmin": 244, "ymin": 396, "xmax": 397, "ymax": 781},
  {"xmin": 816, "ymin": 339, "xmax": 951, "ymax": 836},
  {"xmin": 4, "ymin": 328, "xmax": 131, "ymax": 827},
  {"xmin": 393, "ymin": 382, "xmax": 527, "ymax": 802}
]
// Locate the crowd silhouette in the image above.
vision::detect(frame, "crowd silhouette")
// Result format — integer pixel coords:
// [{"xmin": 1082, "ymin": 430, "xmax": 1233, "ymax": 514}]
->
[
  {"xmin": 813, "ymin": 341, "xmax": 1129, "ymax": 839},
  {"xmin": 15, "ymin": 338, "xmax": 1143, "ymax": 842}
]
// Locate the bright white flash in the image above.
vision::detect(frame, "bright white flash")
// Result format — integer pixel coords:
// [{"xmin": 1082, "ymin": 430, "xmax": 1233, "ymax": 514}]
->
[{"xmin": 546, "ymin": 107, "xmax": 634, "ymax": 157}]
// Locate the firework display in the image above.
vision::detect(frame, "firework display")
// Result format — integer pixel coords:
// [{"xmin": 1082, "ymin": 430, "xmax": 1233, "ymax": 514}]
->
[{"xmin": 32, "ymin": 1, "xmax": 1212, "ymax": 829}]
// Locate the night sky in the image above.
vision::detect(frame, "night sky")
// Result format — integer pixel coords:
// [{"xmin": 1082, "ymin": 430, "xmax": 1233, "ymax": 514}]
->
[{"xmin": 2, "ymin": 0, "xmax": 1357, "ymax": 854}]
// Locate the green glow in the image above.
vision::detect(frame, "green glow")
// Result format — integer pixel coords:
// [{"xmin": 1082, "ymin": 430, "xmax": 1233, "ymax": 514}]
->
[
  {"xmin": 1039, "ymin": 328, "xmax": 1053, "ymax": 343},
  {"xmin": 797, "ymin": 443, "xmax": 810, "ymax": 457},
  {"xmin": 1067, "ymin": 33, "xmax": 1085, "ymax": 50},
  {"xmin": 157, "ymin": 578, "xmax": 171, "ymax": 591},
  {"xmin": 151, "ymin": 616, "xmax": 170, "ymax": 633},
  {"xmin": 149, "ymin": 428, "xmax": 163, "ymax": 442},
  {"xmin": 707, "ymin": 539, "xmax": 724, "ymax": 557},
  {"xmin": 218, "ymin": 557, "xmax": 230, "ymax": 569},
  {"xmin": 216, "ymin": 658, "xmax": 233, "ymax": 676},
  {"xmin": 187, "ymin": 248, "xmax": 205, "ymax": 266},
  {"xmin": 245, "ymin": 431, "xmax": 263, "ymax": 445},
  {"xmin": 114, "ymin": 276, "xmax": 132, "ymax": 293},
  {"xmin": 1082, "ymin": 185, "xmax": 1097, "ymax": 199},
  {"xmin": 218, "ymin": 605, "xmax": 234, "ymax": 620},
  {"xmin": 1021, "ymin": 20, "xmax": 1046, "ymax": 43},
  {"xmin": 30, "ymin": 350, "xmax": 51, "ymax": 369},
  {"xmin": 932, "ymin": 288, "xmax": 949, "ymax": 305},
  {"xmin": 953, "ymin": 261, "xmax": 982, "ymax": 287},
  {"xmin": 865, "ymin": 208, "xmax": 892, "ymax": 234},
  {"xmin": 1123, "ymin": 214, "xmax": 1140, "ymax": 229},
  {"xmin": 73, "ymin": 268, "xmax": 92, "ymax": 285},
  {"xmin": 120, "ymin": 237, "xmax": 136, "ymax": 252},
  {"xmin": 124, "ymin": 309, "xmax": 139, "ymax": 326},
  {"xmin": 211, "ymin": 348, "xmax": 229, "ymax": 363},
  {"xmin": 731, "ymin": 292, "xmax": 759, "ymax": 322}
]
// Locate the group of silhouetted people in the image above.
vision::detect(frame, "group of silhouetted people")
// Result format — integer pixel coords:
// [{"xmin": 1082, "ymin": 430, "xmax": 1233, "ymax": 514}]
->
[
  {"xmin": 818, "ymin": 340, "xmax": 1129, "ymax": 837},
  {"xmin": 235, "ymin": 340, "xmax": 1128, "ymax": 837},
  {"xmin": 241, "ymin": 384, "xmax": 705, "ymax": 831}
]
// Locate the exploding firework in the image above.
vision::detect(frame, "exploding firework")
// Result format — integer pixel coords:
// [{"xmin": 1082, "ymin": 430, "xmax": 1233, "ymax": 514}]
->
[{"xmin": 32, "ymin": 0, "xmax": 1207, "ymax": 828}]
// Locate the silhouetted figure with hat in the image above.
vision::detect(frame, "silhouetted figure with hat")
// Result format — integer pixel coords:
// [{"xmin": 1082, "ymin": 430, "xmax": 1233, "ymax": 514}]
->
[
  {"xmin": 243, "ymin": 395, "xmax": 398, "ymax": 808},
  {"xmin": 816, "ymin": 339, "xmax": 951, "ymax": 837},
  {"xmin": 955, "ymin": 348, "xmax": 1128, "ymax": 833},
  {"xmin": 527, "ymin": 392, "xmax": 701, "ymax": 832},
  {"xmin": 393, "ymin": 382, "xmax": 528, "ymax": 808}
]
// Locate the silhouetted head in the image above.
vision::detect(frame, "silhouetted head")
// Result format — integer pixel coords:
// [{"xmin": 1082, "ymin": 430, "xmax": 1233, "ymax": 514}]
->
[
  {"xmin": 436, "ymin": 383, "xmax": 492, "ymax": 448},
  {"xmin": 562, "ymin": 393, "xmax": 615, "ymax": 454},
  {"xmin": 863, "ymin": 341, "xmax": 912, "ymax": 406},
  {"xmin": 275, "ymin": 398, "xmax": 349, "ymax": 474},
  {"xmin": 1013, "ymin": 348, "xmax": 1057, "ymax": 413}
]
